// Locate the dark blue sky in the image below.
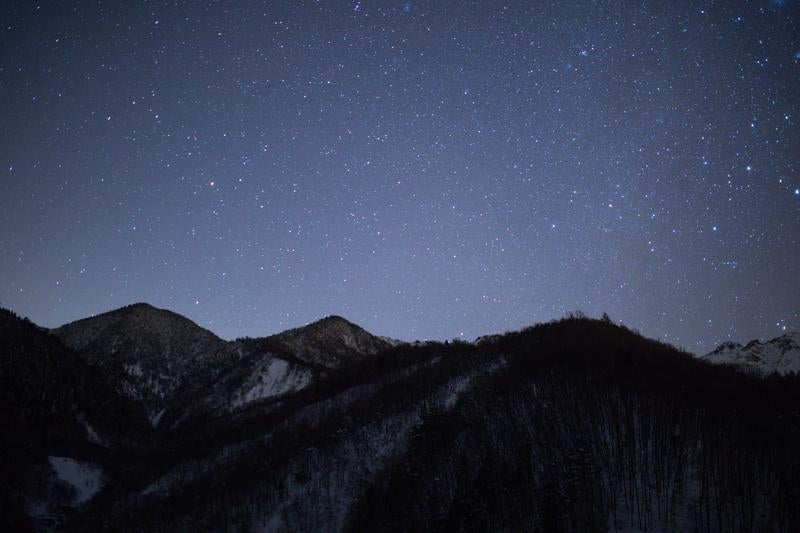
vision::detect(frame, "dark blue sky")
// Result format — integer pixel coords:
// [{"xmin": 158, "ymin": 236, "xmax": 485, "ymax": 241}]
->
[{"xmin": 1, "ymin": 1, "xmax": 798, "ymax": 351}]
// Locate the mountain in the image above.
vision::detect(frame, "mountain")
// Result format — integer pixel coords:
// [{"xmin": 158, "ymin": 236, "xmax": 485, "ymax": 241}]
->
[
  {"xmin": 3, "ymin": 305, "xmax": 800, "ymax": 532},
  {"xmin": 54, "ymin": 306, "xmax": 400, "ymax": 430},
  {"xmin": 52, "ymin": 303, "xmax": 225, "ymax": 422},
  {"xmin": 703, "ymin": 331, "xmax": 800, "ymax": 376},
  {"xmin": 267, "ymin": 315, "xmax": 401, "ymax": 368},
  {"xmin": 78, "ymin": 316, "xmax": 799, "ymax": 533},
  {"xmin": 156, "ymin": 338, "xmax": 315, "ymax": 429},
  {"xmin": 161, "ymin": 317, "xmax": 402, "ymax": 428}
]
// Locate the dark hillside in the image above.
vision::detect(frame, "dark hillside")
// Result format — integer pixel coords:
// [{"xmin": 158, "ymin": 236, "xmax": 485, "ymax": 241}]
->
[
  {"xmin": 0, "ymin": 308, "xmax": 152, "ymax": 531},
  {"xmin": 351, "ymin": 317, "xmax": 800, "ymax": 532},
  {"xmin": 70, "ymin": 316, "xmax": 800, "ymax": 532}
]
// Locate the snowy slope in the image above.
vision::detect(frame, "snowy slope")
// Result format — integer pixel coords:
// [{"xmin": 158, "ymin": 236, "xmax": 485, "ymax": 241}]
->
[
  {"xmin": 159, "ymin": 338, "xmax": 320, "ymax": 428},
  {"xmin": 230, "ymin": 357, "xmax": 312, "ymax": 408},
  {"xmin": 47, "ymin": 457, "xmax": 105, "ymax": 505},
  {"xmin": 702, "ymin": 331, "xmax": 800, "ymax": 376}
]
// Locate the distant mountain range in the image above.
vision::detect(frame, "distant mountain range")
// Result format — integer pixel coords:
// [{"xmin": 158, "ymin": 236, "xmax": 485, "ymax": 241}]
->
[
  {"xmin": 703, "ymin": 332, "xmax": 800, "ymax": 376},
  {"xmin": 1, "ymin": 304, "xmax": 798, "ymax": 532}
]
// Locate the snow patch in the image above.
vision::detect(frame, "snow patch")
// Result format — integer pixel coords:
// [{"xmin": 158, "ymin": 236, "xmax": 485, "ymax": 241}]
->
[
  {"xmin": 76, "ymin": 413, "xmax": 105, "ymax": 446},
  {"xmin": 47, "ymin": 456, "xmax": 104, "ymax": 505},
  {"xmin": 124, "ymin": 362, "xmax": 144, "ymax": 377},
  {"xmin": 151, "ymin": 408, "xmax": 166, "ymax": 427},
  {"xmin": 232, "ymin": 358, "xmax": 312, "ymax": 408}
]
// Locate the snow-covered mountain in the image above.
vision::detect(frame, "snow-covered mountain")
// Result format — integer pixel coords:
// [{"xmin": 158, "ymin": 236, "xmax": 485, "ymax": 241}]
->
[
  {"xmin": 702, "ymin": 332, "xmax": 800, "ymax": 376},
  {"xmin": 52, "ymin": 303, "xmax": 225, "ymax": 421}
]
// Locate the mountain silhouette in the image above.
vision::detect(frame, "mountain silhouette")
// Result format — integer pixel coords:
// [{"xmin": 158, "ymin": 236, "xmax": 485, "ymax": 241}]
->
[{"xmin": 1, "ymin": 305, "xmax": 798, "ymax": 532}]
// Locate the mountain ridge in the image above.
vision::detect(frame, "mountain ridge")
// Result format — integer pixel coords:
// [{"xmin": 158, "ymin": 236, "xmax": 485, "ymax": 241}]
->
[
  {"xmin": 703, "ymin": 331, "xmax": 800, "ymax": 376},
  {"xmin": 52, "ymin": 304, "xmax": 404, "ymax": 429},
  {"xmin": 4, "ymin": 304, "xmax": 800, "ymax": 531}
]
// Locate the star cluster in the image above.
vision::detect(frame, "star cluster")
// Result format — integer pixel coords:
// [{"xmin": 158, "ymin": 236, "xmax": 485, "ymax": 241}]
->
[{"xmin": 1, "ymin": 1, "xmax": 798, "ymax": 351}]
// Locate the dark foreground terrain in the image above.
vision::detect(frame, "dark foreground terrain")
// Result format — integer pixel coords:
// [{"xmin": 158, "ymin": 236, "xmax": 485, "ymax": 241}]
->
[{"xmin": 1, "ymin": 305, "xmax": 799, "ymax": 532}]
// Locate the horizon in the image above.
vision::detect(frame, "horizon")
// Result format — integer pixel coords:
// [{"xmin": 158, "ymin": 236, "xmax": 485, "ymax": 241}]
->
[{"xmin": 4, "ymin": 299, "xmax": 797, "ymax": 355}]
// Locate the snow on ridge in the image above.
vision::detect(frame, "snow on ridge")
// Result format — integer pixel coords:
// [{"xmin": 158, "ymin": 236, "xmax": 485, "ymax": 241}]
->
[{"xmin": 703, "ymin": 332, "xmax": 800, "ymax": 376}]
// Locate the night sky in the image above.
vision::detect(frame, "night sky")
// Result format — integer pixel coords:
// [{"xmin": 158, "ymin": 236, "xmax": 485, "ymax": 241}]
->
[{"xmin": 1, "ymin": 1, "xmax": 798, "ymax": 351}]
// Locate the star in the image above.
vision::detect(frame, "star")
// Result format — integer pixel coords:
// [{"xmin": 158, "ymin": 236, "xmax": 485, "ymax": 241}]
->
[{"xmin": 0, "ymin": 0, "xmax": 796, "ymax": 351}]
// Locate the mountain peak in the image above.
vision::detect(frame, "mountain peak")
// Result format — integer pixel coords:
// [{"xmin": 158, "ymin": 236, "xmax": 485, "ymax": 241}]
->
[
  {"xmin": 127, "ymin": 302, "xmax": 156, "ymax": 310},
  {"xmin": 124, "ymin": 302, "xmax": 159, "ymax": 313},
  {"xmin": 323, "ymin": 314, "xmax": 350, "ymax": 322},
  {"xmin": 314, "ymin": 314, "xmax": 356, "ymax": 327},
  {"xmin": 53, "ymin": 303, "xmax": 225, "ymax": 420},
  {"xmin": 61, "ymin": 302, "xmax": 188, "ymax": 329},
  {"xmin": 268, "ymin": 315, "xmax": 397, "ymax": 368},
  {"xmin": 98, "ymin": 302, "xmax": 193, "ymax": 321}
]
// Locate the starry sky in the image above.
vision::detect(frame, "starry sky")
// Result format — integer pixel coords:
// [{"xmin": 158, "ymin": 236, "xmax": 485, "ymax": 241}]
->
[{"xmin": 1, "ymin": 1, "xmax": 799, "ymax": 351}]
